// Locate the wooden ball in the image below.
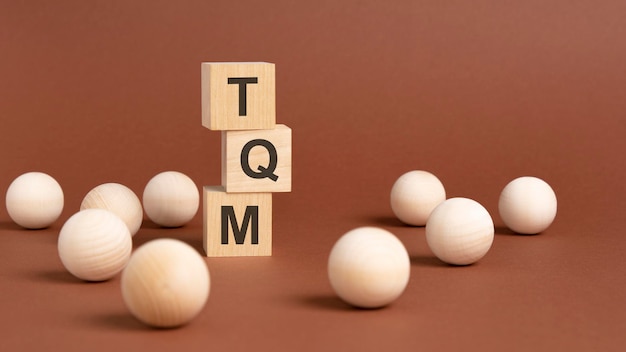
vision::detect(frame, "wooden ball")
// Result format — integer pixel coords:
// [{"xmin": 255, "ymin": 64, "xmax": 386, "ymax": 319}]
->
[
  {"xmin": 328, "ymin": 227, "xmax": 410, "ymax": 308},
  {"xmin": 80, "ymin": 183, "xmax": 143, "ymax": 236},
  {"xmin": 426, "ymin": 197, "xmax": 494, "ymax": 265},
  {"xmin": 499, "ymin": 176, "xmax": 557, "ymax": 234},
  {"xmin": 121, "ymin": 239, "xmax": 210, "ymax": 328},
  {"xmin": 5, "ymin": 172, "xmax": 64, "ymax": 229},
  {"xmin": 390, "ymin": 170, "xmax": 446, "ymax": 226},
  {"xmin": 142, "ymin": 171, "xmax": 199, "ymax": 227},
  {"xmin": 58, "ymin": 209, "xmax": 132, "ymax": 281}
]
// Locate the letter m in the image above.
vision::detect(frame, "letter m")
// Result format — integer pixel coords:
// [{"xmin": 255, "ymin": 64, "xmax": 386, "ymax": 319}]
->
[{"xmin": 221, "ymin": 206, "xmax": 259, "ymax": 245}]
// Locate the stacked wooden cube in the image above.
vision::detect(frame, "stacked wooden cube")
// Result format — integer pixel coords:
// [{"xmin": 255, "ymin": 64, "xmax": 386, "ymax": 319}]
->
[{"xmin": 201, "ymin": 62, "xmax": 291, "ymax": 257}]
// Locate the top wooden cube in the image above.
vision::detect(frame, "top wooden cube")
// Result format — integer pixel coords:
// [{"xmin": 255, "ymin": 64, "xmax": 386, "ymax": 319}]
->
[{"xmin": 202, "ymin": 62, "xmax": 276, "ymax": 131}]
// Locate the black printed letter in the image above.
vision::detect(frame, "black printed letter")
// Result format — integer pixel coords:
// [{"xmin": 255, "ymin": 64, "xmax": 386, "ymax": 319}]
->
[
  {"xmin": 227, "ymin": 77, "xmax": 258, "ymax": 116},
  {"xmin": 221, "ymin": 206, "xmax": 259, "ymax": 245}
]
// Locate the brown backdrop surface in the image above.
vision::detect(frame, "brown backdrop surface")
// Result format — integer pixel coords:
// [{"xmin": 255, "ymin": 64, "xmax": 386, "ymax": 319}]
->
[{"xmin": 1, "ymin": 1, "xmax": 625, "ymax": 351}]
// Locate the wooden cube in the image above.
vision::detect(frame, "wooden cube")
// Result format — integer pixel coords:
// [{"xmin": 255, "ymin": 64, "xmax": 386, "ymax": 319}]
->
[
  {"xmin": 201, "ymin": 62, "xmax": 276, "ymax": 131},
  {"xmin": 203, "ymin": 186, "xmax": 272, "ymax": 257},
  {"xmin": 222, "ymin": 124, "xmax": 291, "ymax": 193}
]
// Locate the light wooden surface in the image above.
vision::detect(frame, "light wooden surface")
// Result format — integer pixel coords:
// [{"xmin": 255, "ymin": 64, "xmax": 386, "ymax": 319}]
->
[
  {"xmin": 142, "ymin": 171, "xmax": 199, "ymax": 227},
  {"xmin": 390, "ymin": 170, "xmax": 446, "ymax": 226},
  {"xmin": 201, "ymin": 62, "xmax": 276, "ymax": 131},
  {"xmin": 328, "ymin": 227, "xmax": 410, "ymax": 308},
  {"xmin": 221, "ymin": 124, "xmax": 291, "ymax": 193},
  {"xmin": 499, "ymin": 176, "xmax": 558, "ymax": 234},
  {"xmin": 80, "ymin": 183, "xmax": 143, "ymax": 236},
  {"xmin": 5, "ymin": 172, "xmax": 64, "ymax": 229},
  {"xmin": 58, "ymin": 209, "xmax": 132, "ymax": 281},
  {"xmin": 121, "ymin": 239, "xmax": 210, "ymax": 328},
  {"xmin": 425, "ymin": 197, "xmax": 494, "ymax": 265},
  {"xmin": 203, "ymin": 186, "xmax": 272, "ymax": 257}
]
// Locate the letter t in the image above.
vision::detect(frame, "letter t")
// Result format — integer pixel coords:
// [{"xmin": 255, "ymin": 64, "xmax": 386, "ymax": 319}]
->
[{"xmin": 228, "ymin": 77, "xmax": 258, "ymax": 116}]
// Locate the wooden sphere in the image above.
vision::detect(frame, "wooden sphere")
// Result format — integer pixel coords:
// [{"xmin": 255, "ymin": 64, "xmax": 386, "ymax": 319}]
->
[
  {"xmin": 80, "ymin": 183, "xmax": 143, "ymax": 236},
  {"xmin": 499, "ymin": 176, "xmax": 557, "ymax": 234},
  {"xmin": 426, "ymin": 197, "xmax": 494, "ymax": 265},
  {"xmin": 58, "ymin": 209, "xmax": 132, "ymax": 281},
  {"xmin": 142, "ymin": 171, "xmax": 199, "ymax": 227},
  {"xmin": 5, "ymin": 172, "xmax": 64, "ymax": 229},
  {"xmin": 328, "ymin": 227, "xmax": 410, "ymax": 308},
  {"xmin": 390, "ymin": 170, "xmax": 446, "ymax": 226},
  {"xmin": 121, "ymin": 239, "xmax": 210, "ymax": 328}
]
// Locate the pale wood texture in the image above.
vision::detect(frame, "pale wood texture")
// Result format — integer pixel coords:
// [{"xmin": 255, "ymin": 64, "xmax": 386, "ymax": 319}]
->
[
  {"xmin": 121, "ymin": 239, "xmax": 210, "ymax": 328},
  {"xmin": 142, "ymin": 171, "xmax": 199, "ymax": 227},
  {"xmin": 498, "ymin": 176, "xmax": 557, "ymax": 234},
  {"xmin": 201, "ymin": 62, "xmax": 276, "ymax": 131},
  {"xmin": 80, "ymin": 183, "xmax": 143, "ymax": 236},
  {"xmin": 390, "ymin": 170, "xmax": 446, "ymax": 226},
  {"xmin": 425, "ymin": 197, "xmax": 494, "ymax": 265},
  {"xmin": 5, "ymin": 172, "xmax": 64, "ymax": 229},
  {"xmin": 328, "ymin": 227, "xmax": 410, "ymax": 308},
  {"xmin": 203, "ymin": 186, "xmax": 272, "ymax": 257},
  {"xmin": 58, "ymin": 209, "xmax": 132, "ymax": 281},
  {"xmin": 221, "ymin": 124, "xmax": 291, "ymax": 193}
]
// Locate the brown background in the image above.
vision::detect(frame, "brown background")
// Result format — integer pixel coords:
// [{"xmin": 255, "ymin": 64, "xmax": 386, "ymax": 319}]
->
[{"xmin": 1, "ymin": 1, "xmax": 625, "ymax": 351}]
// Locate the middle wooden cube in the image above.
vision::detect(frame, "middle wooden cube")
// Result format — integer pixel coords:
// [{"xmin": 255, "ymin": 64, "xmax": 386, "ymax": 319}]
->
[{"xmin": 222, "ymin": 124, "xmax": 292, "ymax": 193}]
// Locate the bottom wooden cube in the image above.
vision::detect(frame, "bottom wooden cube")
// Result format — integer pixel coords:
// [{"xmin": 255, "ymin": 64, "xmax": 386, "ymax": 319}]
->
[{"xmin": 203, "ymin": 186, "xmax": 272, "ymax": 257}]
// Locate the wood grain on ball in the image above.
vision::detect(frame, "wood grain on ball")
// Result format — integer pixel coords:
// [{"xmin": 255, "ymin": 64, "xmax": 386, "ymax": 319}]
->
[
  {"xmin": 425, "ymin": 197, "xmax": 494, "ymax": 265},
  {"xmin": 5, "ymin": 172, "xmax": 64, "ymax": 229},
  {"xmin": 142, "ymin": 171, "xmax": 199, "ymax": 227},
  {"xmin": 58, "ymin": 209, "xmax": 132, "ymax": 281},
  {"xmin": 390, "ymin": 170, "xmax": 446, "ymax": 226},
  {"xmin": 121, "ymin": 239, "xmax": 210, "ymax": 328},
  {"xmin": 498, "ymin": 176, "xmax": 557, "ymax": 234},
  {"xmin": 328, "ymin": 227, "xmax": 410, "ymax": 308},
  {"xmin": 80, "ymin": 183, "xmax": 143, "ymax": 236}
]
